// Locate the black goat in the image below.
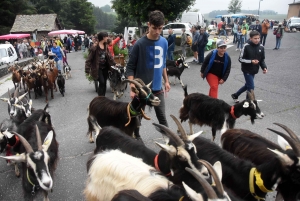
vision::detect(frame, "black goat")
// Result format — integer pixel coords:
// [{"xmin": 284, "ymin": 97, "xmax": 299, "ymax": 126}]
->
[
  {"xmin": 109, "ymin": 65, "xmax": 127, "ymax": 100},
  {"xmin": 57, "ymin": 73, "xmax": 65, "ymax": 97},
  {"xmin": 179, "ymin": 85, "xmax": 264, "ymax": 141},
  {"xmin": 177, "ymin": 130, "xmax": 299, "ymax": 200},
  {"xmin": 87, "ymin": 79, "xmax": 160, "ymax": 143},
  {"xmin": 0, "ymin": 124, "xmax": 58, "ymax": 201},
  {"xmin": 167, "ymin": 63, "xmax": 189, "ymax": 86},
  {"xmin": 166, "ymin": 55, "xmax": 186, "ymax": 67},
  {"xmin": 221, "ymin": 123, "xmax": 300, "ymax": 201}
]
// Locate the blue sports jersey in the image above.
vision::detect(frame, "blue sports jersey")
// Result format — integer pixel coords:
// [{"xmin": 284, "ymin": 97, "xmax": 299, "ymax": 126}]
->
[{"xmin": 126, "ymin": 35, "xmax": 167, "ymax": 91}]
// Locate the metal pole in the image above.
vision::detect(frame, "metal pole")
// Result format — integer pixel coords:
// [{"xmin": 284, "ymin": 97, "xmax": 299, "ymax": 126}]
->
[{"xmin": 258, "ymin": 0, "xmax": 260, "ymax": 16}]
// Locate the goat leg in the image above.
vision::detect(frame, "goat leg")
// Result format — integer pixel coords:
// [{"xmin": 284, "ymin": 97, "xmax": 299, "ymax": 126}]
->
[
  {"xmin": 179, "ymin": 77, "xmax": 184, "ymax": 87},
  {"xmin": 43, "ymin": 190, "xmax": 50, "ymax": 201}
]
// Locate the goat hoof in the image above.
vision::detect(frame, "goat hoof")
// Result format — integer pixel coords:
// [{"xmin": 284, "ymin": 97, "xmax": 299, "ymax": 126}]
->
[{"xmin": 89, "ymin": 138, "xmax": 94, "ymax": 143}]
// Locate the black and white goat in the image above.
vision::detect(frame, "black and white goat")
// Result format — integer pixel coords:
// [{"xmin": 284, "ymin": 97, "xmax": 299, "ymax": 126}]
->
[
  {"xmin": 175, "ymin": 129, "xmax": 299, "ymax": 200},
  {"xmin": 0, "ymin": 88, "xmax": 28, "ymax": 117},
  {"xmin": 87, "ymin": 79, "xmax": 160, "ymax": 143},
  {"xmin": 0, "ymin": 124, "xmax": 58, "ymax": 201},
  {"xmin": 84, "ymin": 149, "xmax": 227, "ymax": 201},
  {"xmin": 57, "ymin": 73, "xmax": 65, "ymax": 97},
  {"xmin": 167, "ymin": 62, "xmax": 189, "ymax": 86},
  {"xmin": 166, "ymin": 55, "xmax": 187, "ymax": 68},
  {"xmin": 221, "ymin": 123, "xmax": 300, "ymax": 201},
  {"xmin": 179, "ymin": 85, "xmax": 264, "ymax": 141},
  {"xmin": 109, "ymin": 65, "xmax": 127, "ymax": 100}
]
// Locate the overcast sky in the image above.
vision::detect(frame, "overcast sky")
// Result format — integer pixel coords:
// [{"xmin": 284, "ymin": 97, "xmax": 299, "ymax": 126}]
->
[{"xmin": 88, "ymin": 0, "xmax": 291, "ymax": 14}]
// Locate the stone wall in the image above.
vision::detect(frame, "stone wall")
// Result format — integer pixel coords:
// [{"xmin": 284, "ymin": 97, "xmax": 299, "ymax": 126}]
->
[{"xmin": 0, "ymin": 58, "xmax": 34, "ymax": 78}]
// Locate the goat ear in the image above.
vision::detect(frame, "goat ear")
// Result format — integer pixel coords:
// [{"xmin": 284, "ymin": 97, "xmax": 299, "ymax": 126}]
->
[
  {"xmin": 0, "ymin": 153, "xmax": 26, "ymax": 163},
  {"xmin": 187, "ymin": 131, "xmax": 203, "ymax": 141},
  {"xmin": 155, "ymin": 142, "xmax": 177, "ymax": 156},
  {"xmin": 42, "ymin": 131, "xmax": 53, "ymax": 151},
  {"xmin": 0, "ymin": 98, "xmax": 9, "ymax": 102},
  {"xmin": 243, "ymin": 101, "xmax": 249, "ymax": 108},
  {"xmin": 130, "ymin": 86, "xmax": 139, "ymax": 95},
  {"xmin": 267, "ymin": 148, "xmax": 294, "ymax": 166},
  {"xmin": 182, "ymin": 182, "xmax": 204, "ymax": 201},
  {"xmin": 212, "ymin": 161, "xmax": 223, "ymax": 182},
  {"xmin": 277, "ymin": 135, "xmax": 292, "ymax": 150}
]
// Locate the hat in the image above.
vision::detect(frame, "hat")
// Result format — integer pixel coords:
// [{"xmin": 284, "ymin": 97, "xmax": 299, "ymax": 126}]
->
[{"xmin": 217, "ymin": 40, "xmax": 227, "ymax": 48}]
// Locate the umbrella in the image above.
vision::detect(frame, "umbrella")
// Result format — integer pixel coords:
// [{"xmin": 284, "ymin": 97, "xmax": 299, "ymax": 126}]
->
[
  {"xmin": 0, "ymin": 33, "xmax": 30, "ymax": 40},
  {"xmin": 48, "ymin": 29, "xmax": 85, "ymax": 36}
]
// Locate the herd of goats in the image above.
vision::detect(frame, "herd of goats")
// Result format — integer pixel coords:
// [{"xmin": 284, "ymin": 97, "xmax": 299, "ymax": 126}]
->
[{"xmin": 0, "ymin": 56, "xmax": 299, "ymax": 201}]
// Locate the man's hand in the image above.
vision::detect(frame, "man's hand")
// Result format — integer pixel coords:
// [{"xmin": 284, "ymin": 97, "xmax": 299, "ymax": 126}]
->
[
  {"xmin": 219, "ymin": 79, "xmax": 225, "ymax": 84},
  {"xmin": 165, "ymin": 82, "xmax": 171, "ymax": 92},
  {"xmin": 263, "ymin": 68, "xmax": 267, "ymax": 74},
  {"xmin": 200, "ymin": 73, "xmax": 204, "ymax": 78},
  {"xmin": 252, "ymin": 60, "xmax": 259, "ymax": 64},
  {"xmin": 130, "ymin": 84, "xmax": 135, "ymax": 99}
]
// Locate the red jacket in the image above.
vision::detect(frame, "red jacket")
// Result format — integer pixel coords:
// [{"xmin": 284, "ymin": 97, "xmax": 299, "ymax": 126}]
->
[{"xmin": 108, "ymin": 37, "xmax": 120, "ymax": 57}]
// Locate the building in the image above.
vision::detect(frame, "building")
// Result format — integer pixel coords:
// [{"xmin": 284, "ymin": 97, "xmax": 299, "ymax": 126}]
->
[
  {"xmin": 10, "ymin": 14, "xmax": 62, "ymax": 41},
  {"xmin": 287, "ymin": 1, "xmax": 300, "ymax": 19}
]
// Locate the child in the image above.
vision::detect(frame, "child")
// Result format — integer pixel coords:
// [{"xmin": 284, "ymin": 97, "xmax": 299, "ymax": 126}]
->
[
  {"xmin": 236, "ymin": 28, "xmax": 243, "ymax": 51},
  {"xmin": 62, "ymin": 46, "xmax": 71, "ymax": 70}
]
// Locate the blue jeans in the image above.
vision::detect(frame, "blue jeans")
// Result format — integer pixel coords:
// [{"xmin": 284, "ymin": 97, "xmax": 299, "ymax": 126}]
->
[
  {"xmin": 55, "ymin": 60, "xmax": 62, "ymax": 71},
  {"xmin": 167, "ymin": 50, "xmax": 174, "ymax": 60},
  {"xmin": 233, "ymin": 33, "xmax": 237, "ymax": 43},
  {"xmin": 235, "ymin": 72, "xmax": 255, "ymax": 99},
  {"xmin": 275, "ymin": 37, "xmax": 281, "ymax": 49},
  {"xmin": 218, "ymin": 29, "xmax": 227, "ymax": 38},
  {"xmin": 197, "ymin": 46, "xmax": 205, "ymax": 63},
  {"xmin": 237, "ymin": 36, "xmax": 244, "ymax": 49}
]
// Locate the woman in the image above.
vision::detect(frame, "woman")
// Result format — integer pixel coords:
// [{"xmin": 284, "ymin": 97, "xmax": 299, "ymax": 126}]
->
[
  {"xmin": 107, "ymin": 35, "xmax": 121, "ymax": 57},
  {"xmin": 273, "ymin": 23, "xmax": 284, "ymax": 50},
  {"xmin": 85, "ymin": 32, "xmax": 116, "ymax": 96},
  {"xmin": 200, "ymin": 40, "xmax": 231, "ymax": 98},
  {"xmin": 51, "ymin": 41, "xmax": 65, "ymax": 73}
]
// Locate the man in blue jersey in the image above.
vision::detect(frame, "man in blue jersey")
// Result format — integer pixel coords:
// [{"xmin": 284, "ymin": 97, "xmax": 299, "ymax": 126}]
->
[{"xmin": 127, "ymin": 10, "xmax": 171, "ymax": 133}]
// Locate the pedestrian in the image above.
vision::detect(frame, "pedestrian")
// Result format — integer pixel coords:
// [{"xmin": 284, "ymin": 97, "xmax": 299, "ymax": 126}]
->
[
  {"xmin": 85, "ymin": 32, "xmax": 116, "ymax": 96},
  {"xmin": 107, "ymin": 35, "xmax": 121, "ymax": 58},
  {"xmin": 273, "ymin": 23, "xmax": 284, "ymax": 50},
  {"xmin": 74, "ymin": 36, "xmax": 78, "ymax": 51},
  {"xmin": 231, "ymin": 31, "xmax": 267, "ymax": 103},
  {"xmin": 167, "ymin": 28, "xmax": 176, "ymax": 60},
  {"xmin": 236, "ymin": 28, "xmax": 244, "ymax": 51},
  {"xmin": 217, "ymin": 21, "xmax": 223, "ymax": 35},
  {"xmin": 13, "ymin": 42, "xmax": 20, "ymax": 60},
  {"xmin": 282, "ymin": 19, "xmax": 287, "ymax": 28},
  {"xmin": 126, "ymin": 10, "xmax": 171, "ymax": 134},
  {"xmin": 191, "ymin": 25, "xmax": 199, "ymax": 62},
  {"xmin": 127, "ymin": 34, "xmax": 134, "ymax": 56},
  {"xmin": 180, "ymin": 28, "xmax": 187, "ymax": 58},
  {"xmin": 241, "ymin": 20, "xmax": 249, "ymax": 42},
  {"xmin": 67, "ymin": 36, "xmax": 72, "ymax": 53},
  {"xmin": 270, "ymin": 20, "xmax": 274, "ymax": 29},
  {"xmin": 21, "ymin": 40, "xmax": 28, "ymax": 58},
  {"xmin": 200, "ymin": 41, "xmax": 231, "ymax": 98},
  {"xmin": 51, "ymin": 41, "xmax": 65, "ymax": 73},
  {"xmin": 232, "ymin": 21, "xmax": 238, "ymax": 44},
  {"xmin": 62, "ymin": 46, "xmax": 71, "ymax": 71},
  {"xmin": 197, "ymin": 28, "xmax": 208, "ymax": 65},
  {"xmin": 260, "ymin": 19, "xmax": 270, "ymax": 46},
  {"xmin": 83, "ymin": 36, "xmax": 89, "ymax": 52},
  {"xmin": 252, "ymin": 20, "xmax": 262, "ymax": 36},
  {"xmin": 218, "ymin": 21, "xmax": 228, "ymax": 39}
]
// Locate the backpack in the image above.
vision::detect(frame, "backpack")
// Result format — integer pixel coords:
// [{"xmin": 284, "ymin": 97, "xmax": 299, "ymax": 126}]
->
[{"xmin": 186, "ymin": 36, "xmax": 192, "ymax": 46}]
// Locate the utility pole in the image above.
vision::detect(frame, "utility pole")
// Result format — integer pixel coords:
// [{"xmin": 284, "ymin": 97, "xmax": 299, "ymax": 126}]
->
[{"xmin": 258, "ymin": 0, "xmax": 263, "ymax": 15}]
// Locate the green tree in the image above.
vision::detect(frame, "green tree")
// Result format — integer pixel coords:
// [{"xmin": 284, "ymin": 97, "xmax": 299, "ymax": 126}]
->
[
  {"xmin": 228, "ymin": 0, "xmax": 242, "ymax": 14},
  {"xmin": 100, "ymin": 5, "xmax": 112, "ymax": 12},
  {"xmin": 111, "ymin": 0, "xmax": 196, "ymax": 28},
  {"xmin": 93, "ymin": 6, "xmax": 117, "ymax": 32}
]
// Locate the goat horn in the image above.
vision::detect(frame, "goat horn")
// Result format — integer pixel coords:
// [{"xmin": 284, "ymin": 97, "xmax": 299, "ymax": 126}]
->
[
  {"xmin": 133, "ymin": 78, "xmax": 146, "ymax": 86},
  {"xmin": 35, "ymin": 125, "xmax": 43, "ymax": 151},
  {"xmin": 170, "ymin": 114, "xmax": 188, "ymax": 141},
  {"xmin": 8, "ymin": 88, "xmax": 11, "ymax": 98},
  {"xmin": 274, "ymin": 123, "xmax": 300, "ymax": 142},
  {"xmin": 198, "ymin": 160, "xmax": 224, "ymax": 197},
  {"xmin": 185, "ymin": 167, "xmax": 218, "ymax": 199},
  {"xmin": 18, "ymin": 92, "xmax": 28, "ymax": 102},
  {"xmin": 153, "ymin": 123, "xmax": 184, "ymax": 147},
  {"xmin": 11, "ymin": 132, "xmax": 34, "ymax": 153},
  {"xmin": 267, "ymin": 128, "xmax": 300, "ymax": 156},
  {"xmin": 123, "ymin": 79, "xmax": 142, "ymax": 88}
]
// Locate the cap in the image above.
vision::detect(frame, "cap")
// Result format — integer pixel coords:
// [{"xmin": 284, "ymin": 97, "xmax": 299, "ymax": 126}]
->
[{"xmin": 217, "ymin": 40, "xmax": 227, "ymax": 48}]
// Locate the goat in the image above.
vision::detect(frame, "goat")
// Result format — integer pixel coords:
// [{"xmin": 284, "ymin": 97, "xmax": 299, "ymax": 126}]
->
[
  {"xmin": 8, "ymin": 65, "xmax": 23, "ymax": 90},
  {"xmin": 175, "ymin": 129, "xmax": 299, "ymax": 200},
  {"xmin": 87, "ymin": 79, "xmax": 160, "ymax": 143},
  {"xmin": 63, "ymin": 64, "xmax": 71, "ymax": 80},
  {"xmin": 84, "ymin": 149, "xmax": 227, "ymax": 201},
  {"xmin": 167, "ymin": 62, "xmax": 189, "ymax": 86},
  {"xmin": 57, "ymin": 73, "xmax": 65, "ymax": 97},
  {"xmin": 0, "ymin": 124, "xmax": 58, "ymax": 201},
  {"xmin": 40, "ymin": 66, "xmax": 58, "ymax": 103},
  {"xmin": 166, "ymin": 55, "xmax": 187, "ymax": 68},
  {"xmin": 221, "ymin": 123, "xmax": 300, "ymax": 201},
  {"xmin": 179, "ymin": 85, "xmax": 264, "ymax": 141},
  {"xmin": 0, "ymin": 87, "xmax": 28, "ymax": 117},
  {"xmin": 109, "ymin": 65, "xmax": 127, "ymax": 100}
]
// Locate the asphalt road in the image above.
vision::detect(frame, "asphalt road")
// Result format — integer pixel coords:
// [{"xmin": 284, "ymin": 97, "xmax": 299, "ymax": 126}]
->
[{"xmin": 0, "ymin": 30, "xmax": 300, "ymax": 201}]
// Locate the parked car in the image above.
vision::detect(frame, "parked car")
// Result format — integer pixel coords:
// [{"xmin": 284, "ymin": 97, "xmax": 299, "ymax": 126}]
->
[
  {"xmin": 162, "ymin": 23, "xmax": 193, "ymax": 38},
  {"xmin": 287, "ymin": 17, "xmax": 300, "ymax": 31},
  {"xmin": 0, "ymin": 44, "xmax": 18, "ymax": 64}
]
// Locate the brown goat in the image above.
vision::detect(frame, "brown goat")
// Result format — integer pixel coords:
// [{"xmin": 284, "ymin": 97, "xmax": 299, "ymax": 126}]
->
[
  {"xmin": 8, "ymin": 65, "xmax": 22, "ymax": 90},
  {"xmin": 40, "ymin": 67, "xmax": 58, "ymax": 103}
]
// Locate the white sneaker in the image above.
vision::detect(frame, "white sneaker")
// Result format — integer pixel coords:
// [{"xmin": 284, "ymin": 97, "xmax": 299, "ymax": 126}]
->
[{"xmin": 236, "ymin": 49, "xmax": 239, "ymax": 51}]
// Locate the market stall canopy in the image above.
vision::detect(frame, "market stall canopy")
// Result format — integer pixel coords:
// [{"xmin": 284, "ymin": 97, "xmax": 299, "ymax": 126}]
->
[
  {"xmin": 48, "ymin": 29, "xmax": 85, "ymax": 36},
  {"xmin": 0, "ymin": 33, "xmax": 30, "ymax": 40}
]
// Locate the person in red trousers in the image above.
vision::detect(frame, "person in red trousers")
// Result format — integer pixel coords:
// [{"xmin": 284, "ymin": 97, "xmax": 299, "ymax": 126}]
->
[{"xmin": 200, "ymin": 40, "xmax": 231, "ymax": 98}]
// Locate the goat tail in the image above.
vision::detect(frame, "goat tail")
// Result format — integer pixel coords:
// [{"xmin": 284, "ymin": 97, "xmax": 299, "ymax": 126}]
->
[{"xmin": 182, "ymin": 84, "xmax": 188, "ymax": 97}]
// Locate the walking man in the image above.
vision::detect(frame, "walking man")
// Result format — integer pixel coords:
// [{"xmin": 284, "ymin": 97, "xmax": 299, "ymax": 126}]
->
[
  {"xmin": 231, "ymin": 31, "xmax": 267, "ymax": 103},
  {"xmin": 167, "ymin": 28, "xmax": 176, "ymax": 60},
  {"xmin": 197, "ymin": 28, "xmax": 208, "ymax": 65},
  {"xmin": 180, "ymin": 28, "xmax": 187, "ymax": 58},
  {"xmin": 260, "ymin": 19, "xmax": 270, "ymax": 46}
]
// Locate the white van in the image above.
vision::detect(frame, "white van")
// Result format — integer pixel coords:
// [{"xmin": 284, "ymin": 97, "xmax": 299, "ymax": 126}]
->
[
  {"xmin": 181, "ymin": 11, "xmax": 206, "ymax": 28},
  {"xmin": 162, "ymin": 23, "xmax": 193, "ymax": 38},
  {"xmin": 0, "ymin": 44, "xmax": 18, "ymax": 65},
  {"xmin": 128, "ymin": 27, "xmax": 138, "ymax": 36}
]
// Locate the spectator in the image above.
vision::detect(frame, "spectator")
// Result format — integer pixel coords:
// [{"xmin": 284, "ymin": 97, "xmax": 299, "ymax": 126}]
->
[
  {"xmin": 66, "ymin": 36, "xmax": 72, "ymax": 53},
  {"xmin": 127, "ymin": 34, "xmax": 134, "ymax": 56},
  {"xmin": 83, "ymin": 36, "xmax": 90, "ymax": 52},
  {"xmin": 107, "ymin": 35, "xmax": 121, "ymax": 57},
  {"xmin": 241, "ymin": 20, "xmax": 249, "ymax": 41},
  {"xmin": 232, "ymin": 21, "xmax": 238, "ymax": 44},
  {"xmin": 13, "ymin": 42, "xmax": 20, "ymax": 59},
  {"xmin": 167, "ymin": 28, "xmax": 176, "ymax": 60},
  {"xmin": 62, "ymin": 46, "xmax": 71, "ymax": 72},
  {"xmin": 217, "ymin": 21, "xmax": 223, "ymax": 35},
  {"xmin": 282, "ymin": 19, "xmax": 287, "ymax": 28},
  {"xmin": 273, "ymin": 23, "xmax": 284, "ymax": 50},
  {"xmin": 85, "ymin": 32, "xmax": 116, "ymax": 96},
  {"xmin": 231, "ymin": 31, "xmax": 267, "ymax": 103},
  {"xmin": 261, "ymin": 19, "xmax": 270, "ymax": 46},
  {"xmin": 252, "ymin": 20, "xmax": 262, "ymax": 36},
  {"xmin": 180, "ymin": 28, "xmax": 187, "ymax": 58},
  {"xmin": 218, "ymin": 21, "xmax": 228, "ymax": 39},
  {"xmin": 236, "ymin": 28, "xmax": 244, "ymax": 51},
  {"xmin": 191, "ymin": 25, "xmax": 199, "ymax": 62},
  {"xmin": 126, "ymin": 10, "xmax": 171, "ymax": 137},
  {"xmin": 197, "ymin": 28, "xmax": 208, "ymax": 65},
  {"xmin": 55, "ymin": 37, "xmax": 63, "ymax": 48},
  {"xmin": 51, "ymin": 41, "xmax": 65, "ymax": 73},
  {"xmin": 74, "ymin": 36, "xmax": 78, "ymax": 51},
  {"xmin": 201, "ymin": 40, "xmax": 231, "ymax": 98}
]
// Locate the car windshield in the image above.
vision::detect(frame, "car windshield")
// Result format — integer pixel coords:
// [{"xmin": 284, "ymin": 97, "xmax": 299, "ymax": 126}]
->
[
  {"xmin": 0, "ymin": 48, "xmax": 7, "ymax": 57},
  {"xmin": 291, "ymin": 19, "xmax": 300, "ymax": 23}
]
